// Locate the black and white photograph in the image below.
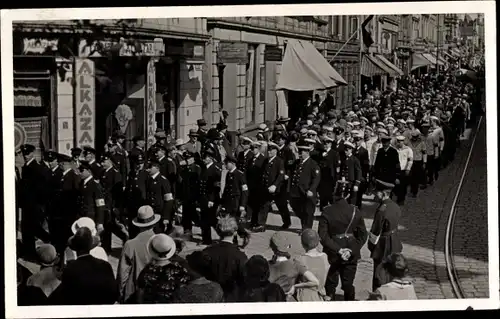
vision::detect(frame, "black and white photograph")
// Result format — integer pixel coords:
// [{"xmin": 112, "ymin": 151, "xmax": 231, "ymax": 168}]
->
[{"xmin": 2, "ymin": 2, "xmax": 498, "ymax": 317}]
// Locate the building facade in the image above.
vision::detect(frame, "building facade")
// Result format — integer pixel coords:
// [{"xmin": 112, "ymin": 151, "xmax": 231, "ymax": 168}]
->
[
  {"xmin": 13, "ymin": 18, "xmax": 209, "ymax": 156},
  {"xmin": 205, "ymin": 16, "xmax": 336, "ymax": 132},
  {"xmin": 326, "ymin": 15, "xmax": 361, "ymax": 109}
]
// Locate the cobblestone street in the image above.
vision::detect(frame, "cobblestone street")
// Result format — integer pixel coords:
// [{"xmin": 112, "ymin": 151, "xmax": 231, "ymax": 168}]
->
[{"xmin": 450, "ymin": 119, "xmax": 489, "ymax": 298}]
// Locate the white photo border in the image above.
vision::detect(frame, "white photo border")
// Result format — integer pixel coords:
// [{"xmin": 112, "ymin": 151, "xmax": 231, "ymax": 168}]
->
[{"xmin": 2, "ymin": 2, "xmax": 498, "ymax": 317}]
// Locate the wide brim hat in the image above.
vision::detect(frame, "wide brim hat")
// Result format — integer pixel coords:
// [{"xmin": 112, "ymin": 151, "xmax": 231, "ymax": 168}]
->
[
  {"xmin": 188, "ymin": 129, "xmax": 199, "ymax": 137},
  {"xmin": 147, "ymin": 234, "xmax": 177, "ymax": 261},
  {"xmin": 133, "ymin": 205, "xmax": 161, "ymax": 227},
  {"xmin": 71, "ymin": 217, "xmax": 97, "ymax": 236},
  {"xmin": 276, "ymin": 116, "xmax": 291, "ymax": 123},
  {"xmin": 154, "ymin": 131, "xmax": 167, "ymax": 139}
]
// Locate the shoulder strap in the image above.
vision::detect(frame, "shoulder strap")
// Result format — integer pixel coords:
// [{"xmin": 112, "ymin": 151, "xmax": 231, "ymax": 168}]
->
[{"xmin": 344, "ymin": 205, "xmax": 357, "ymax": 236}]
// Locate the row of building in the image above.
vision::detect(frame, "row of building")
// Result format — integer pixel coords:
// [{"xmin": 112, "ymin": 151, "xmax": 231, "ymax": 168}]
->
[{"xmin": 12, "ymin": 14, "xmax": 483, "ymax": 156}]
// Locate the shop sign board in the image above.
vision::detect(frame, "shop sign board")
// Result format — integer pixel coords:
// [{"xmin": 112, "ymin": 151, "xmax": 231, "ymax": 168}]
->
[
  {"xmin": 78, "ymin": 38, "xmax": 165, "ymax": 57},
  {"xmin": 217, "ymin": 42, "xmax": 248, "ymax": 64},
  {"xmin": 264, "ymin": 45, "xmax": 283, "ymax": 61},
  {"xmin": 74, "ymin": 59, "xmax": 95, "ymax": 148},
  {"xmin": 396, "ymin": 46, "xmax": 411, "ymax": 59},
  {"xmin": 145, "ymin": 59, "xmax": 157, "ymax": 148},
  {"xmin": 22, "ymin": 38, "xmax": 59, "ymax": 54}
]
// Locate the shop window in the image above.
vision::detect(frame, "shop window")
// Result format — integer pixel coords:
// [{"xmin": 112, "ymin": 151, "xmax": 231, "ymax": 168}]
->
[
  {"xmin": 14, "ymin": 77, "xmax": 51, "ymax": 118},
  {"xmin": 351, "ymin": 17, "xmax": 359, "ymax": 40},
  {"xmin": 218, "ymin": 64, "xmax": 225, "ymax": 111}
]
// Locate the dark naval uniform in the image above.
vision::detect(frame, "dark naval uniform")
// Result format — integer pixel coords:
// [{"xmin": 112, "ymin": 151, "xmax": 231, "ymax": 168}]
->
[
  {"xmin": 20, "ymin": 154, "xmax": 51, "ymax": 258},
  {"xmin": 318, "ymin": 195, "xmax": 367, "ymax": 300},
  {"xmin": 368, "ymin": 196, "xmax": 403, "ymax": 291},
  {"xmin": 236, "ymin": 149, "xmax": 254, "ymax": 174},
  {"xmin": 125, "ymin": 160, "xmax": 148, "ymax": 238},
  {"xmin": 100, "ymin": 166, "xmax": 128, "ymax": 252},
  {"xmin": 178, "ymin": 157, "xmax": 202, "ymax": 234},
  {"xmin": 246, "ymin": 152, "xmax": 266, "ymax": 222},
  {"xmin": 354, "ymin": 145, "xmax": 370, "ymax": 208},
  {"xmin": 318, "ymin": 146, "xmax": 341, "ymax": 209},
  {"xmin": 77, "ymin": 177, "xmax": 106, "ymax": 227},
  {"xmin": 341, "ymin": 153, "xmax": 363, "ymax": 205},
  {"xmin": 52, "ymin": 166, "xmax": 80, "ymax": 255},
  {"xmin": 198, "ymin": 161, "xmax": 222, "ymax": 244},
  {"xmin": 146, "ymin": 172, "xmax": 175, "ymax": 229},
  {"xmin": 253, "ymin": 154, "xmax": 285, "ymax": 230},
  {"xmin": 221, "ymin": 168, "xmax": 249, "ymax": 218},
  {"xmin": 46, "ymin": 164, "xmax": 63, "ymax": 251},
  {"xmin": 373, "ymin": 145, "xmax": 401, "ymax": 184},
  {"xmin": 289, "ymin": 156, "xmax": 321, "ymax": 230},
  {"xmin": 276, "ymin": 144, "xmax": 298, "ymax": 228}
]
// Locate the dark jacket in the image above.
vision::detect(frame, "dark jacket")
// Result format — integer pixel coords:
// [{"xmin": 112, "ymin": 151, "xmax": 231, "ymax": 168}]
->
[
  {"xmin": 50, "ymin": 255, "xmax": 118, "ymax": 305},
  {"xmin": 318, "ymin": 198, "xmax": 368, "ymax": 264},
  {"xmin": 202, "ymin": 242, "xmax": 248, "ymax": 302}
]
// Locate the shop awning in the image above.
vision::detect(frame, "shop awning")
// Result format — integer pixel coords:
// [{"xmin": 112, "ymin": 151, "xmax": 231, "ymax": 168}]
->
[
  {"xmin": 276, "ymin": 39, "xmax": 347, "ymax": 91},
  {"xmin": 451, "ymin": 48, "xmax": 461, "ymax": 57},
  {"xmin": 374, "ymin": 54, "xmax": 404, "ymax": 76},
  {"xmin": 435, "ymin": 54, "xmax": 448, "ymax": 66},
  {"xmin": 441, "ymin": 51, "xmax": 456, "ymax": 61},
  {"xmin": 411, "ymin": 53, "xmax": 432, "ymax": 70},
  {"xmin": 421, "ymin": 53, "xmax": 442, "ymax": 66},
  {"xmin": 360, "ymin": 54, "xmax": 387, "ymax": 77}
]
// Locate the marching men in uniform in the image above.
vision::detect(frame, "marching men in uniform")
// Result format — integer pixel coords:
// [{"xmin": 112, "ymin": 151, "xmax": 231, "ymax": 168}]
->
[
  {"xmin": 252, "ymin": 141, "xmax": 285, "ymax": 232},
  {"xmin": 198, "ymin": 148, "xmax": 222, "ymax": 245},
  {"xmin": 289, "ymin": 138, "xmax": 321, "ymax": 231},
  {"xmin": 76, "ymin": 160, "xmax": 106, "ymax": 237}
]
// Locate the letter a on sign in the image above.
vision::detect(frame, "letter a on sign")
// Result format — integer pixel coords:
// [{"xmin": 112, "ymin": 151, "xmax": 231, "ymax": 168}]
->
[{"xmin": 75, "ymin": 59, "xmax": 95, "ymax": 149}]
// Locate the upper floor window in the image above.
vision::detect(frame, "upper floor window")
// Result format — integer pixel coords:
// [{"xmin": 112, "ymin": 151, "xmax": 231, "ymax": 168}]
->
[{"xmin": 351, "ymin": 17, "xmax": 359, "ymax": 40}]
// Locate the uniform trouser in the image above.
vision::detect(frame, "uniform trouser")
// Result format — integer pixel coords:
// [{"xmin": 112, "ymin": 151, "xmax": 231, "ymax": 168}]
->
[
  {"xmin": 49, "ymin": 217, "xmax": 73, "ymax": 256},
  {"xmin": 319, "ymin": 179, "xmax": 335, "ymax": 209},
  {"xmin": 181, "ymin": 201, "xmax": 199, "ymax": 232},
  {"xmin": 410, "ymin": 161, "xmax": 424, "ymax": 196},
  {"xmin": 101, "ymin": 209, "xmax": 129, "ymax": 253},
  {"xmin": 247, "ymin": 190, "xmax": 261, "ymax": 223},
  {"xmin": 325, "ymin": 261, "xmax": 357, "ymax": 301},
  {"xmin": 425, "ymin": 155, "xmax": 435, "ymax": 185},
  {"xmin": 355, "ymin": 181, "xmax": 367, "ymax": 208},
  {"xmin": 393, "ymin": 171, "xmax": 409, "ymax": 204},
  {"xmin": 275, "ymin": 187, "xmax": 291, "ymax": 227},
  {"xmin": 21, "ymin": 207, "xmax": 51, "ymax": 258},
  {"xmin": 253, "ymin": 194, "xmax": 274, "ymax": 227},
  {"xmin": 199, "ymin": 202, "xmax": 217, "ymax": 244},
  {"xmin": 290, "ymin": 196, "xmax": 315, "ymax": 230}
]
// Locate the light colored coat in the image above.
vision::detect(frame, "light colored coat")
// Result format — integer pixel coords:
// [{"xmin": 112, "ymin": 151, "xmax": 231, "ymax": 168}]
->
[{"xmin": 116, "ymin": 229, "xmax": 155, "ymax": 303}]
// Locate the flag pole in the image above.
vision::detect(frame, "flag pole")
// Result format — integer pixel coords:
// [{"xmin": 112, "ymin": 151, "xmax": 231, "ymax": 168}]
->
[
  {"xmin": 358, "ymin": 15, "xmax": 363, "ymax": 97},
  {"xmin": 328, "ymin": 27, "xmax": 361, "ymax": 63}
]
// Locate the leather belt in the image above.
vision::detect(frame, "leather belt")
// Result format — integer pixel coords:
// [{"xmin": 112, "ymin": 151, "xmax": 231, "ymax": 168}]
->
[{"xmin": 335, "ymin": 233, "xmax": 354, "ymax": 239}]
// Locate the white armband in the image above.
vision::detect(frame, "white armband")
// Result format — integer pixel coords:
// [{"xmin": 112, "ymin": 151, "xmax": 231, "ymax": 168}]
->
[{"xmin": 368, "ymin": 232, "xmax": 380, "ymax": 245}]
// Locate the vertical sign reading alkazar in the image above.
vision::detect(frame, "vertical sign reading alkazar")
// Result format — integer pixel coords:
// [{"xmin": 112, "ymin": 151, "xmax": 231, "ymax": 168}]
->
[
  {"xmin": 145, "ymin": 59, "xmax": 157, "ymax": 148},
  {"xmin": 74, "ymin": 59, "xmax": 95, "ymax": 148}
]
